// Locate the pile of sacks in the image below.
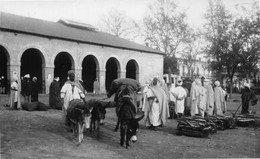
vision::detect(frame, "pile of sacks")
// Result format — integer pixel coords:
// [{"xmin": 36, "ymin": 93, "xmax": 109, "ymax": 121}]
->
[
  {"xmin": 234, "ymin": 113, "xmax": 259, "ymax": 127},
  {"xmin": 177, "ymin": 116, "xmax": 236, "ymax": 138}
]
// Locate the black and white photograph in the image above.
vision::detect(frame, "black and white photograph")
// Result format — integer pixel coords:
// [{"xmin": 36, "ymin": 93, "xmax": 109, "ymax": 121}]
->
[{"xmin": 0, "ymin": 0, "xmax": 259, "ymax": 158}]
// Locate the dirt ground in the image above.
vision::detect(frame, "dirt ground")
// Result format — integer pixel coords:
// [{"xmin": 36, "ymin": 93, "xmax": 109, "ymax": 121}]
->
[{"xmin": 1, "ymin": 93, "xmax": 260, "ymax": 159}]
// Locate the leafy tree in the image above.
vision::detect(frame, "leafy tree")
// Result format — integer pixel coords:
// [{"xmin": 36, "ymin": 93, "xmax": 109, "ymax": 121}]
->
[
  {"xmin": 203, "ymin": 0, "xmax": 233, "ymax": 82},
  {"xmin": 143, "ymin": 0, "xmax": 189, "ymax": 78},
  {"xmin": 181, "ymin": 29, "xmax": 205, "ymax": 77},
  {"xmin": 236, "ymin": 1, "xmax": 260, "ymax": 80}
]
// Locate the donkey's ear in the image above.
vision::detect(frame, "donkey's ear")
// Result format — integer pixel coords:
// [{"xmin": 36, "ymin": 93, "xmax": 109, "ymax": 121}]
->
[{"xmin": 135, "ymin": 114, "xmax": 144, "ymax": 122}]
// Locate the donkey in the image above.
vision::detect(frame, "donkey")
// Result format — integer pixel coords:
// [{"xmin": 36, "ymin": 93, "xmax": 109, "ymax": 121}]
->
[
  {"xmin": 114, "ymin": 85, "xmax": 144, "ymax": 148},
  {"xmin": 66, "ymin": 99, "xmax": 91, "ymax": 145}
]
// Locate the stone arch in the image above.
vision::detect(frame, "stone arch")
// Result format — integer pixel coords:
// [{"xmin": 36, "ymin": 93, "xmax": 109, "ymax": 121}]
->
[
  {"xmin": 54, "ymin": 52, "xmax": 75, "ymax": 87},
  {"xmin": 82, "ymin": 55, "xmax": 100, "ymax": 92},
  {"xmin": 105, "ymin": 57, "xmax": 121, "ymax": 91},
  {"xmin": 126, "ymin": 59, "xmax": 139, "ymax": 81},
  {"xmin": 0, "ymin": 45, "xmax": 10, "ymax": 94},
  {"xmin": 20, "ymin": 48, "xmax": 46, "ymax": 93}
]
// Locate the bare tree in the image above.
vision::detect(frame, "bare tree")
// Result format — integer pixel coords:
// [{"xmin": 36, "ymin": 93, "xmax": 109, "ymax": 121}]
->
[{"xmin": 99, "ymin": 9, "xmax": 141, "ymax": 41}]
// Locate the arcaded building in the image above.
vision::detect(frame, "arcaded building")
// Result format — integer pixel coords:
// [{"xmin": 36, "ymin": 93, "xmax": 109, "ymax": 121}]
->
[{"xmin": 0, "ymin": 12, "xmax": 164, "ymax": 94}]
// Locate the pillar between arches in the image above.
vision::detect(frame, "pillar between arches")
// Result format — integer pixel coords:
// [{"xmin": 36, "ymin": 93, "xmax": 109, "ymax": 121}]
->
[
  {"xmin": 120, "ymin": 70, "xmax": 126, "ymax": 78},
  {"xmin": 99, "ymin": 69, "xmax": 106, "ymax": 94}
]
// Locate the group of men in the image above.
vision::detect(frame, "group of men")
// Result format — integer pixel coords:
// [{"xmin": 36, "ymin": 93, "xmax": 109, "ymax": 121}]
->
[
  {"xmin": 10, "ymin": 74, "xmax": 39, "ymax": 110},
  {"xmin": 140, "ymin": 76, "xmax": 257, "ymax": 131}
]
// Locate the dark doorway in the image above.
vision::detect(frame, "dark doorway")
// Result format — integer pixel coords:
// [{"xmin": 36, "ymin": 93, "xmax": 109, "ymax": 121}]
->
[
  {"xmin": 21, "ymin": 48, "xmax": 43, "ymax": 93},
  {"xmin": 54, "ymin": 52, "xmax": 73, "ymax": 87},
  {"xmin": 82, "ymin": 55, "xmax": 97, "ymax": 92},
  {"xmin": 126, "ymin": 60, "xmax": 138, "ymax": 80},
  {"xmin": 0, "ymin": 46, "xmax": 8, "ymax": 94},
  {"xmin": 105, "ymin": 58, "xmax": 119, "ymax": 91}
]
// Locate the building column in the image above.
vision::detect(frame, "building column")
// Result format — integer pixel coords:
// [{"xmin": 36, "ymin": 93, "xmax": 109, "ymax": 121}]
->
[
  {"xmin": 44, "ymin": 66, "xmax": 54, "ymax": 94},
  {"xmin": 120, "ymin": 70, "xmax": 126, "ymax": 78},
  {"xmin": 74, "ymin": 67, "xmax": 82, "ymax": 81},
  {"xmin": 99, "ymin": 69, "xmax": 106, "ymax": 94}
]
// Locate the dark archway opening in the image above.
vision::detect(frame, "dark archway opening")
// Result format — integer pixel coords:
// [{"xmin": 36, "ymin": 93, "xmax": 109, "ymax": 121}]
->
[
  {"xmin": 0, "ymin": 46, "xmax": 8, "ymax": 94},
  {"xmin": 126, "ymin": 60, "xmax": 137, "ymax": 80},
  {"xmin": 106, "ymin": 58, "xmax": 118, "ymax": 91},
  {"xmin": 54, "ymin": 52, "xmax": 72, "ymax": 87},
  {"xmin": 82, "ymin": 55, "xmax": 97, "ymax": 92},
  {"xmin": 21, "ymin": 48, "xmax": 43, "ymax": 93}
]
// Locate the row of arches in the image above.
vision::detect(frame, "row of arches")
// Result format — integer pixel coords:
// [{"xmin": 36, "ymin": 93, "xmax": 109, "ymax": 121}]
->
[{"xmin": 0, "ymin": 46, "xmax": 139, "ymax": 94}]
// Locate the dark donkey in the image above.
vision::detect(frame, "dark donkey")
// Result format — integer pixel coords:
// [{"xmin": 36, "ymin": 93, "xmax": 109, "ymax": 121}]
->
[{"xmin": 115, "ymin": 85, "xmax": 144, "ymax": 148}]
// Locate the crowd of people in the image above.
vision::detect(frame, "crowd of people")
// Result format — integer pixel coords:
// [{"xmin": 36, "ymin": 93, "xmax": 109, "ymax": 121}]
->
[
  {"xmin": 8, "ymin": 71, "xmax": 257, "ymax": 132},
  {"xmin": 140, "ymin": 76, "xmax": 257, "ymax": 130}
]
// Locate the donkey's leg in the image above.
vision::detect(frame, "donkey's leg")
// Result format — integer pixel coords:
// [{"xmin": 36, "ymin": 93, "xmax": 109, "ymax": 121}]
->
[
  {"xmin": 114, "ymin": 118, "xmax": 120, "ymax": 132},
  {"xmin": 120, "ymin": 123, "xmax": 125, "ymax": 147}
]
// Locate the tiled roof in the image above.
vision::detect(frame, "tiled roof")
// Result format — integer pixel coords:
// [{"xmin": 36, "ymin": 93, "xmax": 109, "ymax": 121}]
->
[{"xmin": 0, "ymin": 12, "xmax": 164, "ymax": 55}]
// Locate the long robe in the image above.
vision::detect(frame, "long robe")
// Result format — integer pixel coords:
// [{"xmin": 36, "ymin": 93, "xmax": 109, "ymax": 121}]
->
[
  {"xmin": 171, "ymin": 86, "xmax": 187, "ymax": 114},
  {"xmin": 190, "ymin": 82, "xmax": 200, "ymax": 116},
  {"xmin": 198, "ymin": 86, "xmax": 207, "ymax": 117},
  {"xmin": 93, "ymin": 80, "xmax": 100, "ymax": 94},
  {"xmin": 49, "ymin": 80, "xmax": 62, "ymax": 109},
  {"xmin": 147, "ymin": 85, "xmax": 169, "ymax": 126},
  {"xmin": 204, "ymin": 83, "xmax": 214, "ymax": 115},
  {"xmin": 214, "ymin": 86, "xmax": 224, "ymax": 116},
  {"xmin": 10, "ymin": 80, "xmax": 21, "ymax": 109},
  {"xmin": 60, "ymin": 80, "xmax": 85, "ymax": 112},
  {"xmin": 142, "ymin": 85, "xmax": 150, "ymax": 126}
]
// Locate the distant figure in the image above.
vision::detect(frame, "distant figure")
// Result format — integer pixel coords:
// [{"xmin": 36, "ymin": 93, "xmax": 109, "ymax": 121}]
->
[
  {"xmin": 10, "ymin": 76, "xmax": 21, "ymax": 110},
  {"xmin": 214, "ymin": 81, "xmax": 224, "ymax": 116},
  {"xmin": 21, "ymin": 74, "xmax": 32, "ymax": 103},
  {"xmin": 190, "ymin": 79, "xmax": 201, "ymax": 116},
  {"xmin": 46, "ymin": 74, "xmax": 52, "ymax": 94},
  {"xmin": 49, "ymin": 76, "xmax": 62, "ymax": 110},
  {"xmin": 204, "ymin": 79, "xmax": 214, "ymax": 116},
  {"xmin": 171, "ymin": 80, "xmax": 187, "ymax": 118},
  {"xmin": 31, "ymin": 77, "xmax": 38, "ymax": 102},
  {"xmin": 93, "ymin": 78, "xmax": 100, "ymax": 94},
  {"xmin": 0, "ymin": 76, "xmax": 6, "ymax": 94},
  {"xmin": 241, "ymin": 83, "xmax": 258, "ymax": 114}
]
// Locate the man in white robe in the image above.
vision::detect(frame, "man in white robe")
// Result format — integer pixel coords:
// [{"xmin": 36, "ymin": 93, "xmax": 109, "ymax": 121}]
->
[
  {"xmin": 190, "ymin": 79, "xmax": 201, "ymax": 116},
  {"xmin": 214, "ymin": 81, "xmax": 224, "ymax": 116},
  {"xmin": 146, "ymin": 77, "xmax": 169, "ymax": 130},
  {"xmin": 204, "ymin": 79, "xmax": 214, "ymax": 116},
  {"xmin": 171, "ymin": 80, "xmax": 187, "ymax": 118},
  {"xmin": 61, "ymin": 70, "xmax": 86, "ymax": 127}
]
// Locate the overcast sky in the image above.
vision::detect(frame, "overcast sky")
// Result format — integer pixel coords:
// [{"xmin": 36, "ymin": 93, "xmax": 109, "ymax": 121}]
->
[{"xmin": 0, "ymin": 0, "xmax": 255, "ymax": 29}]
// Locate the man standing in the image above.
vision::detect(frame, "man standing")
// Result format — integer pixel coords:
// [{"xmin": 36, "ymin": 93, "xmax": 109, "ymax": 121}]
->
[
  {"xmin": 204, "ymin": 79, "xmax": 214, "ymax": 116},
  {"xmin": 93, "ymin": 78, "xmax": 100, "ymax": 94},
  {"xmin": 190, "ymin": 79, "xmax": 201, "ymax": 116},
  {"xmin": 146, "ymin": 77, "xmax": 169, "ymax": 130},
  {"xmin": 49, "ymin": 76, "xmax": 62, "ymax": 110},
  {"xmin": 10, "ymin": 76, "xmax": 21, "ymax": 110},
  {"xmin": 31, "ymin": 77, "xmax": 38, "ymax": 102},
  {"xmin": 60, "ymin": 70, "xmax": 86, "ymax": 126},
  {"xmin": 171, "ymin": 80, "xmax": 187, "ymax": 118},
  {"xmin": 241, "ymin": 83, "xmax": 257, "ymax": 114},
  {"xmin": 21, "ymin": 74, "xmax": 32, "ymax": 103},
  {"xmin": 214, "ymin": 81, "xmax": 224, "ymax": 116}
]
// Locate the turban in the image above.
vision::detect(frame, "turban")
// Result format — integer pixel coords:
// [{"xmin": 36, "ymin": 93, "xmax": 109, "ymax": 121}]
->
[
  {"xmin": 24, "ymin": 74, "xmax": 30, "ymax": 78},
  {"xmin": 244, "ymin": 83, "xmax": 250, "ymax": 88},
  {"xmin": 214, "ymin": 81, "xmax": 220, "ymax": 87},
  {"xmin": 67, "ymin": 70, "xmax": 75, "ymax": 76}
]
